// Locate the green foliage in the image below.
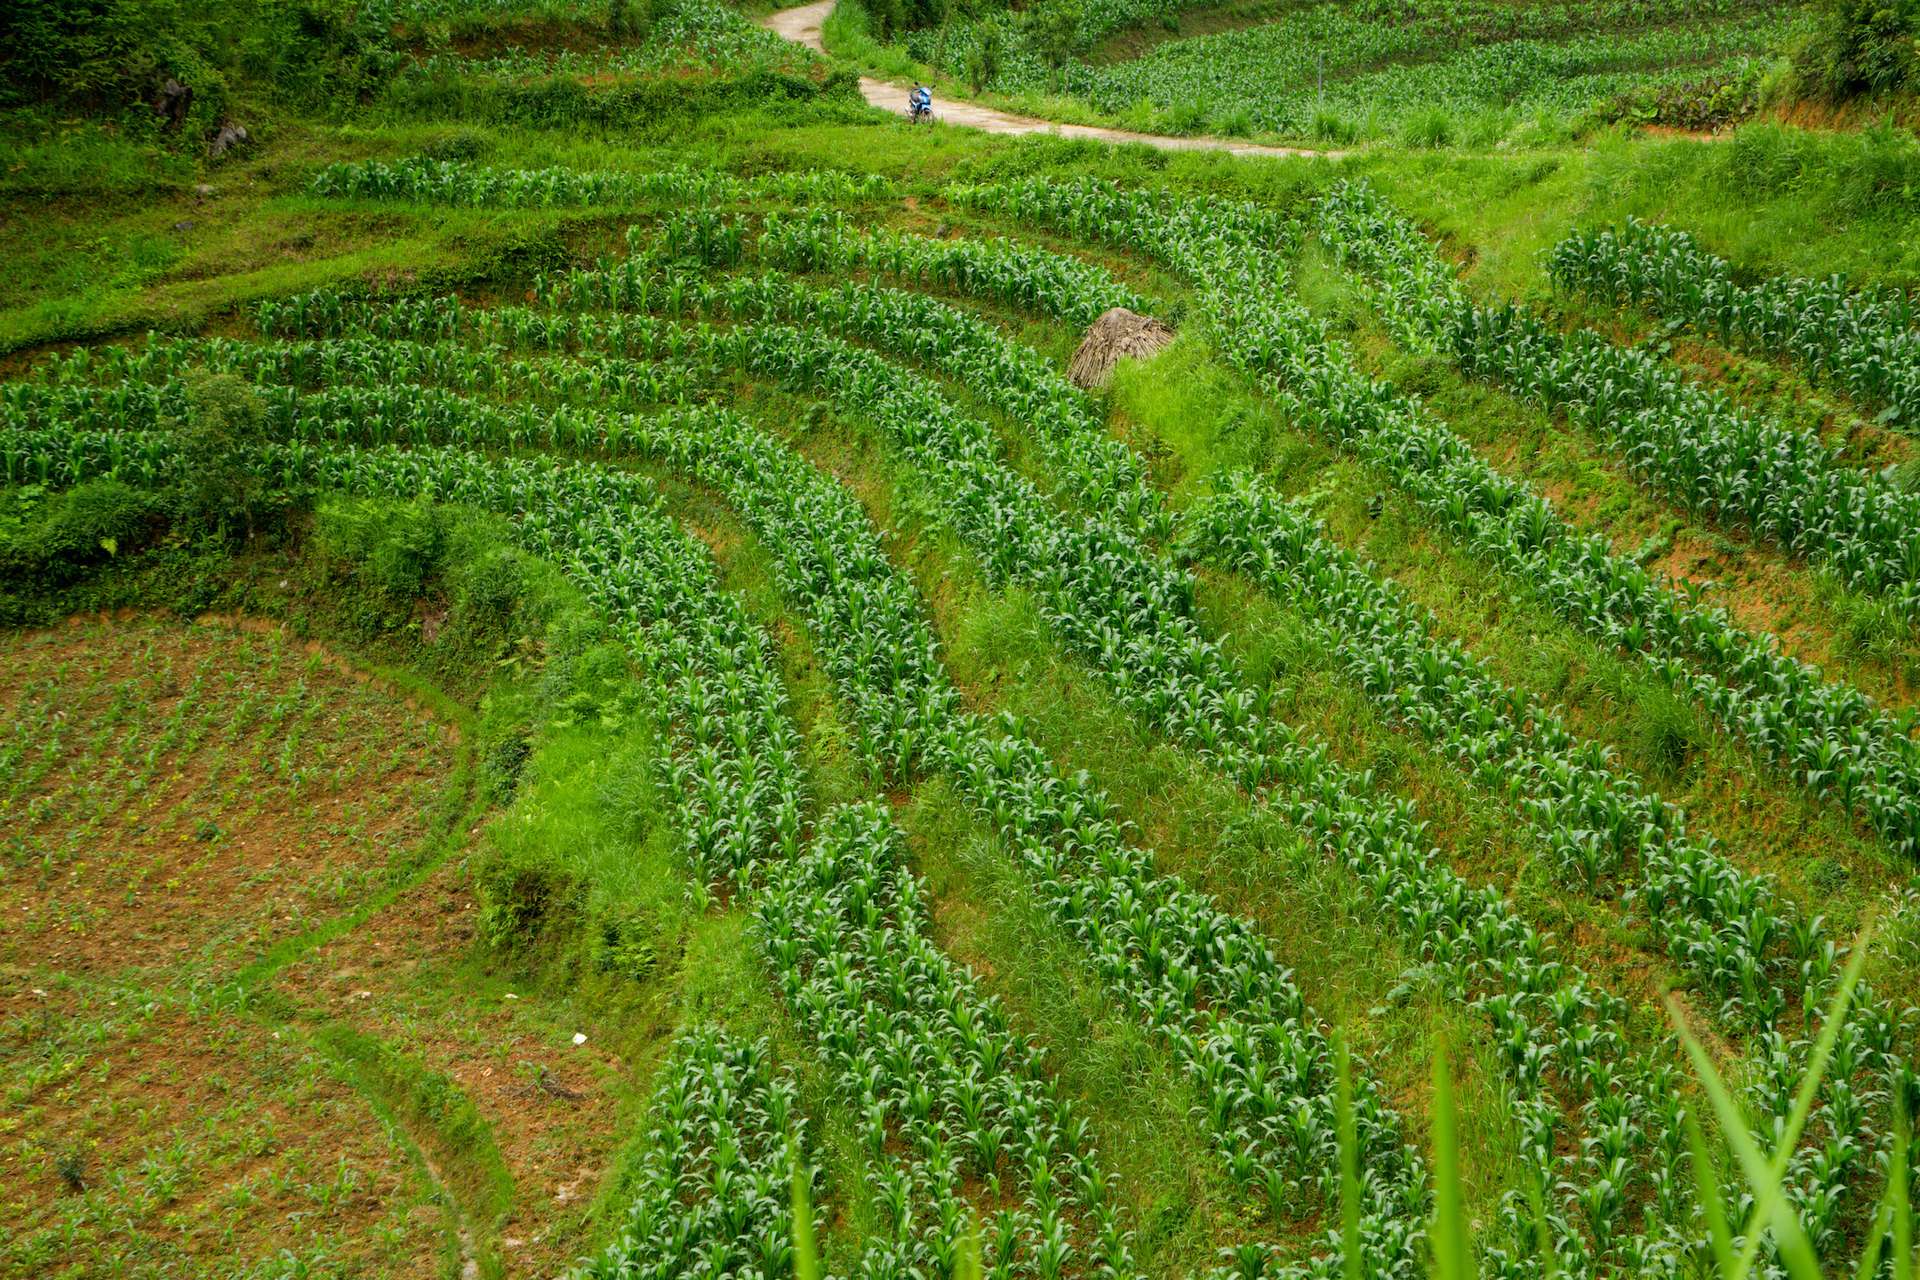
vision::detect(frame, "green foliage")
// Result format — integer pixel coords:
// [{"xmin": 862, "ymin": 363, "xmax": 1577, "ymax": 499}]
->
[
  {"xmin": 0, "ymin": 0, "xmax": 408, "ymax": 126},
  {"xmin": 381, "ymin": 66, "xmax": 856, "ymax": 132},
  {"xmin": 1716, "ymin": 119, "xmax": 1920, "ymax": 218},
  {"xmin": 476, "ymin": 727, "xmax": 683, "ymax": 983},
  {"xmin": 863, "ymin": 0, "xmax": 950, "ymax": 42},
  {"xmin": 606, "ymin": 0, "xmax": 658, "ymax": 38},
  {"xmin": 1030, "ymin": 0, "xmax": 1086, "ymax": 75},
  {"xmin": 0, "ymin": 480, "xmax": 161, "ymax": 592},
  {"xmin": 965, "ymin": 14, "xmax": 1006, "ymax": 93},
  {"xmin": 891, "ymin": 0, "xmax": 1803, "ymax": 144},
  {"xmin": 1795, "ymin": 0, "xmax": 1920, "ymax": 100},
  {"xmin": 167, "ymin": 370, "xmax": 270, "ymax": 537},
  {"xmin": 1399, "ymin": 106, "xmax": 1457, "ymax": 148}
]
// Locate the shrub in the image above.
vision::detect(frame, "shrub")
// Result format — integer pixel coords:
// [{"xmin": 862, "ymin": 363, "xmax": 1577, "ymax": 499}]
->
[
  {"xmin": 0, "ymin": 480, "xmax": 161, "ymax": 592},
  {"xmin": 1794, "ymin": 0, "xmax": 1920, "ymax": 101},
  {"xmin": 965, "ymin": 15, "xmax": 1005, "ymax": 93},
  {"xmin": 167, "ymin": 371, "xmax": 270, "ymax": 537}
]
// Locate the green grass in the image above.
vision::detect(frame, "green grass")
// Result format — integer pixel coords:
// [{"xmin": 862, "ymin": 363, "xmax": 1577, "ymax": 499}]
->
[{"xmin": 10, "ymin": 15, "xmax": 1920, "ymax": 1275}]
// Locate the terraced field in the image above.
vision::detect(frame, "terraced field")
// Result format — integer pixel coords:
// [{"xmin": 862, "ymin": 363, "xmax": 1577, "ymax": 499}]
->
[
  {"xmin": 6, "ymin": 0, "xmax": 1920, "ymax": 1276},
  {"xmin": 854, "ymin": 0, "xmax": 1814, "ymax": 143}
]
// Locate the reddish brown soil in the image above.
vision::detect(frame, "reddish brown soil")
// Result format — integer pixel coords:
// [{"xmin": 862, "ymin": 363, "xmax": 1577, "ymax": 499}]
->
[
  {"xmin": 0, "ymin": 619, "xmax": 456, "ymax": 979},
  {"xmin": 272, "ymin": 853, "xmax": 638, "ymax": 1276},
  {"xmin": 0, "ymin": 993, "xmax": 445, "ymax": 1277}
]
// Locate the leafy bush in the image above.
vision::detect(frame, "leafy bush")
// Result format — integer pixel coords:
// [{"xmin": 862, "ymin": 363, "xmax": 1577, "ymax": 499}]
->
[
  {"xmin": 965, "ymin": 14, "xmax": 1006, "ymax": 92},
  {"xmin": 0, "ymin": 480, "xmax": 161, "ymax": 592},
  {"xmin": 1795, "ymin": 0, "xmax": 1920, "ymax": 100},
  {"xmin": 167, "ymin": 371, "xmax": 272, "ymax": 537},
  {"xmin": 0, "ymin": 0, "xmax": 406, "ymax": 126}
]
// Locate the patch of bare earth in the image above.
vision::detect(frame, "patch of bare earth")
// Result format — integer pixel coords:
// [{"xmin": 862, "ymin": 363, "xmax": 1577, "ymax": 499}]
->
[
  {"xmin": 273, "ymin": 856, "xmax": 637, "ymax": 1276},
  {"xmin": 0, "ymin": 617, "xmax": 464, "ymax": 1277},
  {"xmin": 0, "ymin": 995, "xmax": 445, "ymax": 1278},
  {"xmin": 0, "ymin": 618, "xmax": 456, "ymax": 978}
]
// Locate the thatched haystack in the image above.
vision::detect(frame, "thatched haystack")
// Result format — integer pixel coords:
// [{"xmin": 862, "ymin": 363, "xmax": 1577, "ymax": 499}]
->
[{"xmin": 1067, "ymin": 308, "xmax": 1175, "ymax": 390}]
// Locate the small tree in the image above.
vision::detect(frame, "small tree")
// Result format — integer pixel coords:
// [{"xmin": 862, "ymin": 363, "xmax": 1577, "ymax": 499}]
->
[
  {"xmin": 964, "ymin": 15, "xmax": 1004, "ymax": 94},
  {"xmin": 170, "ymin": 371, "xmax": 268, "ymax": 538},
  {"xmin": 1795, "ymin": 0, "xmax": 1920, "ymax": 101},
  {"xmin": 1030, "ymin": 0, "xmax": 1084, "ymax": 93}
]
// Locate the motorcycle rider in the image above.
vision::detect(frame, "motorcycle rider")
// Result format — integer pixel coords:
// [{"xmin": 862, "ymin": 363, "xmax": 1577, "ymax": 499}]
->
[{"xmin": 909, "ymin": 84, "xmax": 933, "ymax": 121}]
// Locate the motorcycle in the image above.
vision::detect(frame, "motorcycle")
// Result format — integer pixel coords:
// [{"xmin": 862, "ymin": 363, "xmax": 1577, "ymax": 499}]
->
[{"xmin": 907, "ymin": 91, "xmax": 934, "ymax": 124}]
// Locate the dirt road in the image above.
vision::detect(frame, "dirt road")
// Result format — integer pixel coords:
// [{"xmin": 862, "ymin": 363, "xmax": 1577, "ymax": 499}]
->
[{"xmin": 761, "ymin": 0, "xmax": 1340, "ymax": 160}]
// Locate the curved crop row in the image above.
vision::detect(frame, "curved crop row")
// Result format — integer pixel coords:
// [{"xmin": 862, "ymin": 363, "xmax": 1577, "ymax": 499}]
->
[
  {"xmin": 1548, "ymin": 217, "xmax": 1920, "ymax": 427},
  {"xmin": 544, "ymin": 233, "xmax": 1168, "ymax": 540},
  {"xmin": 307, "ymin": 156, "xmax": 891, "ymax": 209},
  {"xmin": 761, "ymin": 802, "xmax": 1135, "ymax": 1277},
  {"xmin": 573, "ymin": 1026, "xmax": 814, "ymax": 1280},
  {"xmin": 953, "ymin": 175, "xmax": 1920, "ymax": 866},
  {"xmin": 751, "ymin": 209, "xmax": 1157, "ymax": 330},
  {"xmin": 945, "ymin": 175, "xmax": 1918, "ymax": 1267},
  {"xmin": 1310, "ymin": 182, "xmax": 1920, "ymax": 620},
  {"xmin": 1182, "ymin": 476, "xmax": 1813, "ymax": 1024}
]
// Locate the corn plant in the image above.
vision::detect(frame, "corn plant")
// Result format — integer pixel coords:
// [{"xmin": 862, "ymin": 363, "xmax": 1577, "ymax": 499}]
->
[
  {"xmin": 1549, "ymin": 217, "xmax": 1920, "ymax": 429},
  {"xmin": 307, "ymin": 157, "xmax": 890, "ymax": 210},
  {"xmin": 1309, "ymin": 179, "xmax": 1920, "ymax": 862},
  {"xmin": 571, "ymin": 1025, "xmax": 815, "ymax": 1280}
]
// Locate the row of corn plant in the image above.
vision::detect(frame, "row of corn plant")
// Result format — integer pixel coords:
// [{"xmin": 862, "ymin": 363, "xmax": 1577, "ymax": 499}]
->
[
  {"xmin": 1309, "ymin": 182, "xmax": 1920, "ymax": 621},
  {"xmin": 11, "ymin": 160, "xmax": 1920, "ymax": 1274},
  {"xmin": 23, "ymin": 282, "xmax": 1848, "ymax": 1046},
  {"xmin": 175, "ymin": 286, "xmax": 1744, "ymax": 1269},
  {"xmin": 759, "ymin": 802, "xmax": 1136, "ymax": 1279},
  {"xmin": 4, "ymin": 402, "xmax": 1134, "ymax": 1276},
  {"xmin": 1180, "ymin": 475, "xmax": 1914, "ymax": 1268},
  {"xmin": 751, "ymin": 209, "xmax": 1157, "ymax": 330},
  {"xmin": 9, "ymin": 303, "xmax": 1419, "ymax": 1272},
  {"xmin": 529, "ymin": 233, "xmax": 1853, "ymax": 1063},
  {"xmin": 14, "ymin": 337, "xmax": 712, "ymax": 431},
  {"xmin": 1547, "ymin": 217, "xmax": 1920, "ymax": 429},
  {"xmin": 572, "ymin": 1025, "xmax": 817, "ymax": 1280},
  {"xmin": 883, "ymin": 177, "xmax": 1920, "ymax": 1258},
  {"xmin": 353, "ymin": 428, "xmax": 1129, "ymax": 1276},
  {"xmin": 1305, "ymin": 178, "xmax": 1920, "ymax": 861},
  {"xmin": 544, "ymin": 228, "xmax": 1169, "ymax": 540},
  {"xmin": 476, "ymin": 347, "xmax": 1429, "ymax": 1276},
  {"xmin": 949, "ymin": 175, "xmax": 1920, "ymax": 869},
  {"xmin": 5, "ymin": 358, "xmax": 1426, "ymax": 1276},
  {"xmin": 622, "ymin": 214, "xmax": 1824, "ymax": 1034},
  {"xmin": 306, "ymin": 156, "xmax": 892, "ymax": 209},
  {"xmin": 1181, "ymin": 474, "xmax": 1815, "ymax": 1021}
]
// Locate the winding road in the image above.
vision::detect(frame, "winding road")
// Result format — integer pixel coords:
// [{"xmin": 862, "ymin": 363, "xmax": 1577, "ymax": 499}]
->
[{"xmin": 761, "ymin": 0, "xmax": 1340, "ymax": 159}]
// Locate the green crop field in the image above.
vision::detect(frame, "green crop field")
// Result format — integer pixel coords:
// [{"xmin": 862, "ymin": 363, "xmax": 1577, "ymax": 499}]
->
[{"xmin": 4, "ymin": 0, "xmax": 1920, "ymax": 1276}]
